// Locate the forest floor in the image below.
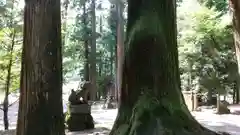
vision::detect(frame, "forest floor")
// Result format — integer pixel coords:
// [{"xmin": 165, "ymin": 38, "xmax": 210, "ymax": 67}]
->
[{"xmin": 0, "ymin": 102, "xmax": 240, "ymax": 135}]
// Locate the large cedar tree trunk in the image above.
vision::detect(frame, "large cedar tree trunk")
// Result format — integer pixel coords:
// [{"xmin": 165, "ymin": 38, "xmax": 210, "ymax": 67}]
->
[
  {"xmin": 16, "ymin": 0, "xmax": 65, "ymax": 134},
  {"xmin": 110, "ymin": 1, "xmax": 220, "ymax": 135},
  {"xmin": 230, "ymin": 0, "xmax": 240, "ymax": 104}
]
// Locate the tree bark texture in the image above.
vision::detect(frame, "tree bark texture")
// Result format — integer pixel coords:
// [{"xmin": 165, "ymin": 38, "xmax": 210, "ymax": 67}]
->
[
  {"xmin": 230, "ymin": 0, "xmax": 240, "ymax": 104},
  {"xmin": 16, "ymin": 0, "xmax": 65, "ymax": 134},
  {"xmin": 110, "ymin": 0, "xmax": 222, "ymax": 135},
  {"xmin": 116, "ymin": 1, "xmax": 124, "ymax": 103}
]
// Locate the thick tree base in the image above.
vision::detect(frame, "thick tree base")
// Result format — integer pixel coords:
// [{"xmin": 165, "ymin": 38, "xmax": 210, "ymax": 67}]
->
[
  {"xmin": 110, "ymin": 95, "xmax": 227, "ymax": 135},
  {"xmin": 66, "ymin": 113, "xmax": 94, "ymax": 131}
]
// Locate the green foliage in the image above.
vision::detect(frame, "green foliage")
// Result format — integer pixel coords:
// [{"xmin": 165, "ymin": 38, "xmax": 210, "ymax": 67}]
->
[
  {"xmin": 96, "ymin": 75, "xmax": 109, "ymax": 97},
  {"xmin": 0, "ymin": 0, "xmax": 23, "ymax": 93},
  {"xmin": 0, "ymin": 0, "xmax": 233, "ymax": 101},
  {"xmin": 178, "ymin": 3, "xmax": 235, "ymax": 95},
  {"xmin": 62, "ymin": 0, "xmax": 119, "ymax": 92},
  {"xmin": 62, "ymin": 0, "xmax": 234, "ymax": 100},
  {"xmin": 198, "ymin": 0, "xmax": 228, "ymax": 14}
]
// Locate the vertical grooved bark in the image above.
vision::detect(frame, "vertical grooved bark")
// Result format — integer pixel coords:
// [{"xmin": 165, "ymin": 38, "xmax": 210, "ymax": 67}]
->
[
  {"xmin": 16, "ymin": 0, "xmax": 64, "ymax": 134},
  {"xmin": 116, "ymin": 1, "xmax": 124, "ymax": 103},
  {"xmin": 230, "ymin": 0, "xmax": 240, "ymax": 104},
  {"xmin": 110, "ymin": 0, "xmax": 220, "ymax": 135}
]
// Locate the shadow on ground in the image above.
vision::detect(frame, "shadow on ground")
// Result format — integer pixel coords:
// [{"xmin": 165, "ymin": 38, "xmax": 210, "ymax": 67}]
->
[{"xmin": 66, "ymin": 127, "xmax": 111, "ymax": 135}]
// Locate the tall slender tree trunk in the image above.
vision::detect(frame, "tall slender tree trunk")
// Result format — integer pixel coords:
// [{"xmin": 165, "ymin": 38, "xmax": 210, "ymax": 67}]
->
[
  {"xmin": 114, "ymin": 40, "xmax": 118, "ymax": 101},
  {"xmin": 110, "ymin": 42, "xmax": 114, "ymax": 77},
  {"xmin": 62, "ymin": 0, "xmax": 69, "ymax": 49},
  {"xmin": 99, "ymin": 14, "xmax": 103, "ymax": 78},
  {"xmin": 216, "ymin": 92, "xmax": 221, "ymax": 113},
  {"xmin": 3, "ymin": 31, "xmax": 16, "ymax": 130},
  {"xmin": 90, "ymin": 0, "xmax": 97, "ymax": 100},
  {"xmin": 16, "ymin": 0, "xmax": 64, "ymax": 134},
  {"xmin": 83, "ymin": 2, "xmax": 89, "ymax": 81},
  {"xmin": 109, "ymin": 3, "xmax": 118, "ymax": 102},
  {"xmin": 236, "ymin": 81, "xmax": 240, "ymax": 103},
  {"xmin": 3, "ymin": 0, "xmax": 15, "ymax": 130},
  {"xmin": 233, "ymin": 81, "xmax": 236, "ymax": 103},
  {"xmin": 230, "ymin": 0, "xmax": 240, "ymax": 104},
  {"xmin": 207, "ymin": 89, "xmax": 213, "ymax": 105},
  {"xmin": 115, "ymin": 1, "xmax": 124, "ymax": 103},
  {"xmin": 110, "ymin": 0, "xmax": 220, "ymax": 135}
]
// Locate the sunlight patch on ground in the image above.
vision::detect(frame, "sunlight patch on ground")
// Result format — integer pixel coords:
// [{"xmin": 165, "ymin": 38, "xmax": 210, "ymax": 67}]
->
[{"xmin": 0, "ymin": 98, "xmax": 239, "ymax": 135}]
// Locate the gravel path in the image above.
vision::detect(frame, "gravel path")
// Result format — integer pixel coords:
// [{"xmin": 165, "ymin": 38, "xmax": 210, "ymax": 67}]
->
[
  {"xmin": 0, "ymin": 93, "xmax": 239, "ymax": 135},
  {"xmin": 0, "ymin": 104, "xmax": 240, "ymax": 135}
]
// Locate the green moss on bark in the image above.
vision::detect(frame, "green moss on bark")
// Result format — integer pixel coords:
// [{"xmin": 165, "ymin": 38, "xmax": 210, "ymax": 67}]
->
[
  {"xmin": 112, "ymin": 93, "xmax": 220, "ymax": 135},
  {"xmin": 110, "ymin": 0, "xmax": 222, "ymax": 135}
]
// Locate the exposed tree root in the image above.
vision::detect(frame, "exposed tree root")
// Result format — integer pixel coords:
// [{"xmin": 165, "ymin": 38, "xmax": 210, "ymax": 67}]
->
[{"xmin": 110, "ymin": 94, "xmax": 229, "ymax": 135}]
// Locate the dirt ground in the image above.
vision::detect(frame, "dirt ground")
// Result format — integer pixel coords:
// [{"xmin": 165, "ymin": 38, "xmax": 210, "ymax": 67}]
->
[{"xmin": 0, "ymin": 104, "xmax": 240, "ymax": 135}]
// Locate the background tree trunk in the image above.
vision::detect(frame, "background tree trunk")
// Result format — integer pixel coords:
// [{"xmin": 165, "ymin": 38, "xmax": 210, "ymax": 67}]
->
[
  {"xmin": 99, "ymin": 14, "xmax": 103, "ymax": 78},
  {"xmin": 110, "ymin": 42, "xmax": 114, "ymax": 77},
  {"xmin": 16, "ymin": 0, "xmax": 65, "ymax": 134},
  {"xmin": 61, "ymin": 0, "xmax": 69, "ymax": 49},
  {"xmin": 230, "ymin": 0, "xmax": 240, "ymax": 104},
  {"xmin": 233, "ymin": 80, "xmax": 239, "ymax": 104},
  {"xmin": 3, "ymin": 0, "xmax": 16, "ymax": 130},
  {"xmin": 216, "ymin": 93, "xmax": 221, "ymax": 113},
  {"xmin": 233, "ymin": 81, "xmax": 236, "ymax": 103},
  {"xmin": 116, "ymin": 1, "xmax": 124, "ymax": 103},
  {"xmin": 3, "ymin": 30, "xmax": 16, "ymax": 130},
  {"xmin": 110, "ymin": 0, "xmax": 220, "ymax": 135},
  {"xmin": 90, "ymin": 0, "xmax": 97, "ymax": 100},
  {"xmin": 207, "ymin": 89, "xmax": 213, "ymax": 105},
  {"xmin": 236, "ymin": 82, "xmax": 240, "ymax": 103},
  {"xmin": 83, "ymin": 1, "xmax": 89, "ymax": 81}
]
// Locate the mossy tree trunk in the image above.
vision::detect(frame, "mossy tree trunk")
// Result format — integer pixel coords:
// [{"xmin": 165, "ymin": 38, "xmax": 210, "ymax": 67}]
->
[
  {"xmin": 110, "ymin": 0, "xmax": 221, "ymax": 135},
  {"xmin": 230, "ymin": 0, "xmax": 240, "ymax": 104},
  {"xmin": 16, "ymin": 0, "xmax": 65, "ymax": 134}
]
